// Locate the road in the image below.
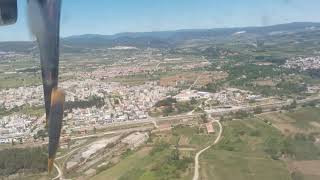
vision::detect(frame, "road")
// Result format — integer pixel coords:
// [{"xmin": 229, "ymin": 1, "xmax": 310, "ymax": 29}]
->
[
  {"xmin": 205, "ymin": 95, "xmax": 320, "ymax": 115},
  {"xmin": 52, "ymin": 163, "xmax": 63, "ymax": 180},
  {"xmin": 189, "ymin": 75, "xmax": 201, "ymax": 90},
  {"xmin": 193, "ymin": 120, "xmax": 223, "ymax": 180}
]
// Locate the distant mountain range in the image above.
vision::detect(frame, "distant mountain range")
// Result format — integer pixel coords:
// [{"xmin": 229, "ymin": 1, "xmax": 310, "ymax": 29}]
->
[{"xmin": 1, "ymin": 22, "xmax": 320, "ymax": 52}]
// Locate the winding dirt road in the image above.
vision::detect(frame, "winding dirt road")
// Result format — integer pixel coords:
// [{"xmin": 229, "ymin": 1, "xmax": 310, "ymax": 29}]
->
[
  {"xmin": 193, "ymin": 120, "xmax": 223, "ymax": 180},
  {"xmin": 52, "ymin": 163, "xmax": 62, "ymax": 180}
]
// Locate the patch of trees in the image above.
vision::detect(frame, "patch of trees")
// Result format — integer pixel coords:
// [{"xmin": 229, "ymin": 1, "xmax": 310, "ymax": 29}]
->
[
  {"xmin": 253, "ymin": 107, "xmax": 263, "ymax": 114},
  {"xmin": 175, "ymin": 101, "xmax": 194, "ymax": 114},
  {"xmin": 200, "ymin": 81, "xmax": 224, "ymax": 93},
  {"xmin": 307, "ymin": 69, "xmax": 320, "ymax": 78},
  {"xmin": 33, "ymin": 129, "xmax": 48, "ymax": 140},
  {"xmin": 0, "ymin": 105, "xmax": 44, "ymax": 117},
  {"xmin": 281, "ymin": 100, "xmax": 297, "ymax": 110},
  {"xmin": 65, "ymin": 95, "xmax": 105, "ymax": 110},
  {"xmin": 264, "ymin": 133, "xmax": 320, "ymax": 160},
  {"xmin": 228, "ymin": 64, "xmax": 282, "ymax": 81},
  {"xmin": 149, "ymin": 141, "xmax": 170, "ymax": 156},
  {"xmin": 255, "ymin": 56, "xmax": 287, "ymax": 65},
  {"xmin": 155, "ymin": 98, "xmax": 195, "ymax": 116},
  {"xmin": 0, "ymin": 147, "xmax": 47, "ymax": 176},
  {"xmin": 202, "ymin": 47, "xmax": 226, "ymax": 58},
  {"xmin": 154, "ymin": 98, "xmax": 177, "ymax": 107},
  {"xmin": 200, "ymin": 113, "xmax": 208, "ymax": 123},
  {"xmin": 232, "ymin": 110, "xmax": 251, "ymax": 119},
  {"xmin": 149, "ymin": 141, "xmax": 193, "ymax": 180},
  {"xmin": 0, "ymin": 105, "xmax": 22, "ymax": 117},
  {"xmin": 276, "ymin": 81, "xmax": 307, "ymax": 94}
]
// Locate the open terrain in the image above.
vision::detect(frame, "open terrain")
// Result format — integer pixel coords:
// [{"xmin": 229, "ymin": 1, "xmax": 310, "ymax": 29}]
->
[
  {"xmin": 93, "ymin": 124, "xmax": 219, "ymax": 180},
  {"xmin": 200, "ymin": 118, "xmax": 291, "ymax": 180}
]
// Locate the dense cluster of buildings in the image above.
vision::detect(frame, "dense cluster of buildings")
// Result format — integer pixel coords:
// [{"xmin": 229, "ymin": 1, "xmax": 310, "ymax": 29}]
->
[
  {"xmin": 0, "ymin": 78, "xmax": 176, "ymax": 142},
  {"xmin": 64, "ymin": 81, "xmax": 176, "ymax": 133},
  {"xmin": 0, "ymin": 86, "xmax": 43, "ymax": 109},
  {"xmin": 284, "ymin": 56, "xmax": 320, "ymax": 70},
  {"xmin": 0, "ymin": 114, "xmax": 38, "ymax": 144},
  {"xmin": 174, "ymin": 88, "xmax": 263, "ymax": 106}
]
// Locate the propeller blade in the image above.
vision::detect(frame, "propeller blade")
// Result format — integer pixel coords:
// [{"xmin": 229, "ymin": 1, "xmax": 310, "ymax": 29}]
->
[
  {"xmin": 48, "ymin": 88, "xmax": 65, "ymax": 174},
  {"xmin": 28, "ymin": 0, "xmax": 62, "ymax": 125}
]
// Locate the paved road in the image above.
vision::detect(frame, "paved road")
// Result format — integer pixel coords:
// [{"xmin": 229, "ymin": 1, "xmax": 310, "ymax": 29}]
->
[{"xmin": 193, "ymin": 120, "xmax": 223, "ymax": 180}]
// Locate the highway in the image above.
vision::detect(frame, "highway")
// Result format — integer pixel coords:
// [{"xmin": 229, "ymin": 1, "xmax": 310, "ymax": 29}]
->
[{"xmin": 193, "ymin": 119, "xmax": 223, "ymax": 180}]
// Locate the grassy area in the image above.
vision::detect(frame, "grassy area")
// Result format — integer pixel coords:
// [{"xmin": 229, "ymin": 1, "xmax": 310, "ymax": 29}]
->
[
  {"xmin": 93, "ymin": 124, "xmax": 217, "ymax": 180},
  {"xmin": 92, "ymin": 147, "xmax": 185, "ymax": 180},
  {"xmin": 260, "ymin": 107, "xmax": 320, "ymax": 133},
  {"xmin": 0, "ymin": 105, "xmax": 44, "ymax": 118},
  {"xmin": 172, "ymin": 125, "xmax": 216, "ymax": 148},
  {"xmin": 285, "ymin": 107, "xmax": 320, "ymax": 130},
  {"xmin": 200, "ymin": 119, "xmax": 292, "ymax": 180},
  {"xmin": 110, "ymin": 73, "xmax": 159, "ymax": 86},
  {"xmin": 0, "ymin": 73, "xmax": 41, "ymax": 89}
]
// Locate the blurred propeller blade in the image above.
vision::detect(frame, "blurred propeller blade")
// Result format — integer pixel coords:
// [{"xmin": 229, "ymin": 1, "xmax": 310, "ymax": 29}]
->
[
  {"xmin": 48, "ymin": 88, "xmax": 65, "ymax": 174},
  {"xmin": 28, "ymin": 0, "xmax": 62, "ymax": 125}
]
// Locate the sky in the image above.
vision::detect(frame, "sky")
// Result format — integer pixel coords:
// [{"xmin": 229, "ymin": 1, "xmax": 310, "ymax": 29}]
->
[{"xmin": 1, "ymin": 0, "xmax": 320, "ymax": 41}]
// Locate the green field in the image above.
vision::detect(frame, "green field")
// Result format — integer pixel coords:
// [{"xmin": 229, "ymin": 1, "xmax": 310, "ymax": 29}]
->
[
  {"xmin": 92, "ymin": 125, "xmax": 218, "ymax": 180},
  {"xmin": 286, "ymin": 107, "xmax": 320, "ymax": 130},
  {"xmin": 93, "ymin": 148, "xmax": 175, "ymax": 180},
  {"xmin": 0, "ymin": 73, "xmax": 41, "ymax": 89},
  {"xmin": 260, "ymin": 107, "xmax": 320, "ymax": 133},
  {"xmin": 200, "ymin": 119, "xmax": 292, "ymax": 180}
]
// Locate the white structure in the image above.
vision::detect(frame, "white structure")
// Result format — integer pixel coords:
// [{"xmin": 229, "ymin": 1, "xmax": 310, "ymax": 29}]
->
[{"xmin": 121, "ymin": 132, "xmax": 149, "ymax": 149}]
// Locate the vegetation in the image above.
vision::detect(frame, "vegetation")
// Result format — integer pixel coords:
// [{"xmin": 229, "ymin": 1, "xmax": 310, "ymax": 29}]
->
[
  {"xmin": 0, "ymin": 105, "xmax": 44, "ymax": 117},
  {"xmin": 65, "ymin": 95, "xmax": 105, "ymax": 110},
  {"xmin": 0, "ymin": 147, "xmax": 47, "ymax": 176},
  {"xmin": 154, "ymin": 97, "xmax": 177, "ymax": 107},
  {"xmin": 201, "ymin": 118, "xmax": 291, "ymax": 180},
  {"xmin": 93, "ymin": 125, "xmax": 217, "ymax": 180},
  {"xmin": 286, "ymin": 107, "xmax": 320, "ymax": 129},
  {"xmin": 152, "ymin": 98, "xmax": 197, "ymax": 116}
]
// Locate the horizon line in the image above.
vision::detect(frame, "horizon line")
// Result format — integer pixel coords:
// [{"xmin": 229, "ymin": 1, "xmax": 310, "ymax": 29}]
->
[{"xmin": 0, "ymin": 21, "xmax": 319, "ymax": 43}]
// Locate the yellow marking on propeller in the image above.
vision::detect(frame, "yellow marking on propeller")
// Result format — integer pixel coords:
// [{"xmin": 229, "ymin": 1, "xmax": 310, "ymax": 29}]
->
[
  {"xmin": 48, "ymin": 157, "xmax": 55, "ymax": 174},
  {"xmin": 51, "ymin": 88, "xmax": 65, "ymax": 106}
]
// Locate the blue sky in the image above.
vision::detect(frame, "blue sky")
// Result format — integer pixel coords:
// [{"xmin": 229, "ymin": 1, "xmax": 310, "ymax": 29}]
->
[{"xmin": 1, "ymin": 0, "xmax": 320, "ymax": 41}]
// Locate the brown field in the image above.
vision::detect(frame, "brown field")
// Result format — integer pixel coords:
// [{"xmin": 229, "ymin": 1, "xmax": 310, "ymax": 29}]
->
[
  {"xmin": 178, "ymin": 135, "xmax": 190, "ymax": 146},
  {"xmin": 257, "ymin": 112, "xmax": 301, "ymax": 135},
  {"xmin": 288, "ymin": 160, "xmax": 320, "ymax": 180},
  {"xmin": 259, "ymin": 108, "xmax": 320, "ymax": 135},
  {"xmin": 310, "ymin": 121, "xmax": 320, "ymax": 128},
  {"xmin": 160, "ymin": 71, "xmax": 227, "ymax": 87},
  {"xmin": 254, "ymin": 79, "xmax": 276, "ymax": 86}
]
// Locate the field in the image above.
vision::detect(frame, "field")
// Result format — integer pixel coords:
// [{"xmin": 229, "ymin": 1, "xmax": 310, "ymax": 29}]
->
[
  {"xmin": 258, "ymin": 107, "xmax": 320, "ymax": 134},
  {"xmin": 92, "ymin": 124, "xmax": 218, "ymax": 180},
  {"xmin": 200, "ymin": 118, "xmax": 292, "ymax": 180},
  {"xmin": 257, "ymin": 107, "xmax": 320, "ymax": 180},
  {"xmin": 0, "ymin": 73, "xmax": 42, "ymax": 89}
]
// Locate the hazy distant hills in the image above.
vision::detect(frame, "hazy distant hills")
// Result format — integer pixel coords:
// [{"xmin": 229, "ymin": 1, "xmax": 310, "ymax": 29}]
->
[{"xmin": 1, "ymin": 22, "xmax": 320, "ymax": 52}]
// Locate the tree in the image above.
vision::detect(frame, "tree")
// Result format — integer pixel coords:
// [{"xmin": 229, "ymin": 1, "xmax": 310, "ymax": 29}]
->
[
  {"xmin": 163, "ymin": 106, "xmax": 174, "ymax": 116},
  {"xmin": 190, "ymin": 97, "xmax": 197, "ymax": 105},
  {"xmin": 36, "ymin": 129, "xmax": 47, "ymax": 141},
  {"xmin": 200, "ymin": 114, "xmax": 208, "ymax": 123},
  {"xmin": 171, "ymin": 139, "xmax": 180, "ymax": 161},
  {"xmin": 253, "ymin": 107, "xmax": 263, "ymax": 114}
]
